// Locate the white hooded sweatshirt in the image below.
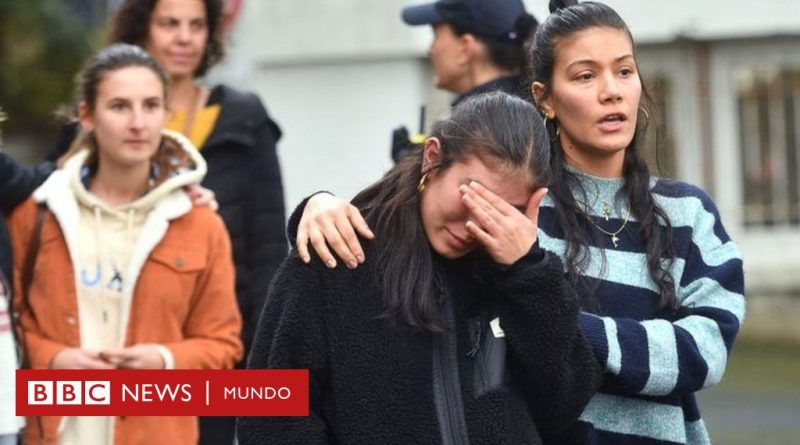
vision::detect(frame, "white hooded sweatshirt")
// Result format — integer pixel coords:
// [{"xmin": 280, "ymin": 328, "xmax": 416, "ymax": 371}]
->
[{"xmin": 33, "ymin": 130, "xmax": 206, "ymax": 445}]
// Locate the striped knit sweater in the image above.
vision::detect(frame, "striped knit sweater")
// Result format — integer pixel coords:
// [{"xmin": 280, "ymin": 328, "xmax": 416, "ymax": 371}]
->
[{"xmin": 538, "ymin": 168, "xmax": 745, "ymax": 445}]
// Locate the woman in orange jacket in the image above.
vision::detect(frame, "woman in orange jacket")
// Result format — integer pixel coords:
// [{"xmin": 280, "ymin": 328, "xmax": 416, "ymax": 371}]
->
[{"xmin": 8, "ymin": 44, "xmax": 242, "ymax": 445}]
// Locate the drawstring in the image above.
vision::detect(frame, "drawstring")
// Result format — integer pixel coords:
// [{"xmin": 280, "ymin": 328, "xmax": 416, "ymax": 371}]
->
[
  {"xmin": 92, "ymin": 206, "xmax": 108, "ymax": 324},
  {"xmin": 93, "ymin": 206, "xmax": 104, "ymax": 278},
  {"xmin": 91, "ymin": 206, "xmax": 136, "ymax": 284},
  {"xmin": 126, "ymin": 209, "xmax": 135, "ymax": 248}
]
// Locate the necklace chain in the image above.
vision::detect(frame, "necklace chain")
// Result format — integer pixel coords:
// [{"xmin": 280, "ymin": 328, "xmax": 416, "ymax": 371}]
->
[{"xmin": 588, "ymin": 201, "xmax": 630, "ymax": 248}]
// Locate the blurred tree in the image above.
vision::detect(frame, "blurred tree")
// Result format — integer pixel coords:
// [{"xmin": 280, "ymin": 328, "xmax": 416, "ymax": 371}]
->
[{"xmin": 0, "ymin": 0, "xmax": 102, "ymax": 159}]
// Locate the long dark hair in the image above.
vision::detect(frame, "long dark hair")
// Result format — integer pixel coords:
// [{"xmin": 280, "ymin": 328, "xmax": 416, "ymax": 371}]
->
[
  {"xmin": 108, "ymin": 0, "xmax": 225, "ymax": 77},
  {"xmin": 530, "ymin": 0, "xmax": 677, "ymax": 312},
  {"xmin": 352, "ymin": 92, "xmax": 551, "ymax": 332}
]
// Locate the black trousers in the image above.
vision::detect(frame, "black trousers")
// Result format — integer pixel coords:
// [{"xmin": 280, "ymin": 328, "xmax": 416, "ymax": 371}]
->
[{"xmin": 199, "ymin": 415, "xmax": 236, "ymax": 445}]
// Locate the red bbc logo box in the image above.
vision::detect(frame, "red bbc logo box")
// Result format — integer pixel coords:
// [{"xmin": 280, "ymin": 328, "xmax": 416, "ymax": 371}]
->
[
  {"xmin": 28, "ymin": 380, "xmax": 111, "ymax": 405},
  {"xmin": 17, "ymin": 369, "xmax": 309, "ymax": 416}
]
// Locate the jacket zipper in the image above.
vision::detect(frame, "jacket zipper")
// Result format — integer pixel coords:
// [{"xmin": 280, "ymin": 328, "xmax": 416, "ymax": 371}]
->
[{"xmin": 431, "ymin": 277, "xmax": 471, "ymax": 445}]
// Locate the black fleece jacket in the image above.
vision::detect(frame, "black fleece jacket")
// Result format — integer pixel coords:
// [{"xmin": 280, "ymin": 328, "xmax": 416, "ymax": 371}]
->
[
  {"xmin": 198, "ymin": 85, "xmax": 287, "ymax": 359},
  {"xmin": 239, "ymin": 242, "xmax": 601, "ymax": 445},
  {"xmin": 0, "ymin": 153, "xmax": 54, "ymax": 281}
]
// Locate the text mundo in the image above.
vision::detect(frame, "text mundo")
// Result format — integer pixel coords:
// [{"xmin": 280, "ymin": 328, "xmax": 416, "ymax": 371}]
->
[{"xmin": 224, "ymin": 386, "xmax": 292, "ymax": 400}]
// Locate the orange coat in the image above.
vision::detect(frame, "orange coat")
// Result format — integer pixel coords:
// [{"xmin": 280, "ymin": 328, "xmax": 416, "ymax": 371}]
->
[{"xmin": 9, "ymin": 195, "xmax": 243, "ymax": 445}]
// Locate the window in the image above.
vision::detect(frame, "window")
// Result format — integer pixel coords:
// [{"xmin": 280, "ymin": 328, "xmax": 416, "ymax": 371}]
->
[
  {"xmin": 737, "ymin": 68, "xmax": 800, "ymax": 226},
  {"xmin": 642, "ymin": 76, "xmax": 677, "ymax": 179}
]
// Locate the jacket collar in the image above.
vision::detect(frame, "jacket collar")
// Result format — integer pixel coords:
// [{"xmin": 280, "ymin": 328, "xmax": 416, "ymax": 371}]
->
[
  {"xmin": 33, "ymin": 129, "xmax": 205, "ymax": 222},
  {"xmin": 451, "ymin": 75, "xmax": 526, "ymax": 107}
]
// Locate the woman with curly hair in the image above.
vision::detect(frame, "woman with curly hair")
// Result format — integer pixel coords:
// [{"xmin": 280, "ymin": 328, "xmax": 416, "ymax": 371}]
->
[{"xmin": 105, "ymin": 3, "xmax": 288, "ymax": 442}]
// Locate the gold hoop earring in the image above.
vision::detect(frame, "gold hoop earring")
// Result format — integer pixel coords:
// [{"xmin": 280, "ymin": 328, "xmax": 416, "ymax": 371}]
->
[
  {"xmin": 639, "ymin": 106, "xmax": 650, "ymax": 122},
  {"xmin": 543, "ymin": 115, "xmax": 560, "ymax": 138},
  {"xmin": 417, "ymin": 172, "xmax": 429, "ymax": 193}
]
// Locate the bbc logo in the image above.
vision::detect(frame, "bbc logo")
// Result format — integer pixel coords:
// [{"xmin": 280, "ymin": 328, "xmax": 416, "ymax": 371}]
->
[{"xmin": 28, "ymin": 381, "xmax": 111, "ymax": 405}]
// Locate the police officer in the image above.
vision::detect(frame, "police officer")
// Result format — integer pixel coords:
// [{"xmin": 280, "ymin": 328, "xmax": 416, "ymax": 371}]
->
[{"xmin": 392, "ymin": 0, "xmax": 538, "ymax": 163}]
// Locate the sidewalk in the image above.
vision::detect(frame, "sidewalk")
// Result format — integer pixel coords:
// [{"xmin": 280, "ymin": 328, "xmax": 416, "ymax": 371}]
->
[{"xmin": 700, "ymin": 342, "xmax": 800, "ymax": 445}]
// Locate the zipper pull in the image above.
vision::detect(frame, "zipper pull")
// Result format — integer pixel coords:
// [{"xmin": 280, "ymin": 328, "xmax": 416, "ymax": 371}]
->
[{"xmin": 466, "ymin": 319, "xmax": 482, "ymax": 357}]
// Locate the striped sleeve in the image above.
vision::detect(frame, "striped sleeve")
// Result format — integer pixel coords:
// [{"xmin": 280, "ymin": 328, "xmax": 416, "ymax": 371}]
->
[{"xmin": 578, "ymin": 185, "xmax": 745, "ymax": 397}]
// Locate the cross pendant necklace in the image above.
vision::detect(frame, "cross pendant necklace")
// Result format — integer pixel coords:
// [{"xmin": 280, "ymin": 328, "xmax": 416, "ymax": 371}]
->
[{"xmin": 592, "ymin": 201, "xmax": 630, "ymax": 248}]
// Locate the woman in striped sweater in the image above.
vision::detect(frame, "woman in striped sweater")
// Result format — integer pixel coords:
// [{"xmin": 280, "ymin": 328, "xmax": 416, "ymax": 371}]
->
[{"xmin": 290, "ymin": 2, "xmax": 744, "ymax": 443}]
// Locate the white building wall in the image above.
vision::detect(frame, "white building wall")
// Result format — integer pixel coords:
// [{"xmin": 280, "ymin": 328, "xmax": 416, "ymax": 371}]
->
[
  {"xmin": 600, "ymin": 0, "xmax": 800, "ymax": 43},
  {"xmin": 224, "ymin": 0, "xmax": 447, "ymax": 209},
  {"xmin": 636, "ymin": 45, "xmax": 705, "ymax": 185},
  {"xmin": 252, "ymin": 60, "xmax": 433, "ymax": 207},
  {"xmin": 229, "ymin": 0, "xmax": 800, "ymax": 210},
  {"xmin": 708, "ymin": 37, "xmax": 800, "ymax": 293}
]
